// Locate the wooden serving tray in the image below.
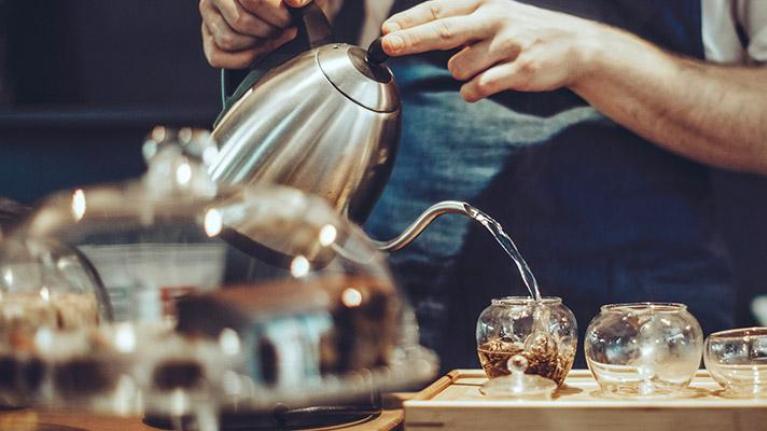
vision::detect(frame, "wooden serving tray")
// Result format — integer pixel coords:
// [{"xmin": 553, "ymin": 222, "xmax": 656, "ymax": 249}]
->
[{"xmin": 404, "ymin": 370, "xmax": 767, "ymax": 431}]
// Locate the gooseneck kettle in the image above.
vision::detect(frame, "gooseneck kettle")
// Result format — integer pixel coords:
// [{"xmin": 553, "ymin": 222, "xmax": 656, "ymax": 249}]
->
[{"xmin": 209, "ymin": 1, "xmax": 479, "ymax": 252}]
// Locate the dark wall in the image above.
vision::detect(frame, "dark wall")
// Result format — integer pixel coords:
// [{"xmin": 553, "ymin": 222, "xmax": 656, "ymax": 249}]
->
[
  {"xmin": 712, "ymin": 172, "xmax": 767, "ymax": 327},
  {"xmin": 0, "ymin": 0, "xmax": 220, "ymax": 202}
]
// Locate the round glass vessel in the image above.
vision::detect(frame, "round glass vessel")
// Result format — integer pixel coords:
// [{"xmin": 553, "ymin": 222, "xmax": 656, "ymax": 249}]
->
[
  {"xmin": 585, "ymin": 303, "xmax": 703, "ymax": 397},
  {"xmin": 0, "ymin": 237, "xmax": 110, "ymax": 407},
  {"xmin": 704, "ymin": 327, "xmax": 767, "ymax": 397},
  {"xmin": 476, "ymin": 297, "xmax": 577, "ymax": 386}
]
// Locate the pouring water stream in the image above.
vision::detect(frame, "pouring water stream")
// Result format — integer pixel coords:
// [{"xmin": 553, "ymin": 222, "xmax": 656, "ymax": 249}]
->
[
  {"xmin": 467, "ymin": 206, "xmax": 542, "ymax": 303},
  {"xmin": 374, "ymin": 201, "xmax": 542, "ymax": 302}
]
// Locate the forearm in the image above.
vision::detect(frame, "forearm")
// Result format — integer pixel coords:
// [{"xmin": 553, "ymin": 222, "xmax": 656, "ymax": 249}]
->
[
  {"xmin": 379, "ymin": 0, "xmax": 767, "ymax": 174},
  {"xmin": 572, "ymin": 27, "xmax": 767, "ymax": 174}
]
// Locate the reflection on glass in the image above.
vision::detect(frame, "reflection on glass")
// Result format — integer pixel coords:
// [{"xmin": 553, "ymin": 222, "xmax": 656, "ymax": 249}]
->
[
  {"xmin": 342, "ymin": 288, "xmax": 363, "ymax": 308},
  {"xmin": 71, "ymin": 189, "xmax": 86, "ymax": 222},
  {"xmin": 203, "ymin": 209, "xmax": 223, "ymax": 238},
  {"xmin": 319, "ymin": 224, "xmax": 337, "ymax": 247},
  {"xmin": 289, "ymin": 255, "xmax": 311, "ymax": 278},
  {"xmin": 175, "ymin": 163, "xmax": 192, "ymax": 186}
]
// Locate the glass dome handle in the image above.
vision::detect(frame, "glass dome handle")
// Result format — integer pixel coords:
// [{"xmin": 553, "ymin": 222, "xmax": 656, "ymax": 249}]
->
[{"xmin": 141, "ymin": 126, "xmax": 218, "ymax": 199}]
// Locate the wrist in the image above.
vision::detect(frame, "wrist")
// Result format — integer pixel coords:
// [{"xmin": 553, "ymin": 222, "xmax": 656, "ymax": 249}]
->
[{"xmin": 569, "ymin": 22, "xmax": 618, "ymax": 90}]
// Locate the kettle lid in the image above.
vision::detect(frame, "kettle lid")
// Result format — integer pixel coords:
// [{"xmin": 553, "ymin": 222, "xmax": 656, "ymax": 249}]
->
[{"xmin": 317, "ymin": 43, "xmax": 400, "ymax": 113}]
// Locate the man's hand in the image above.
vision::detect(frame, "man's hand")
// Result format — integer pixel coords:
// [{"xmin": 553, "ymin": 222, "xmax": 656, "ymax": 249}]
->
[
  {"xmin": 200, "ymin": 0, "xmax": 329, "ymax": 69},
  {"xmin": 380, "ymin": 0, "xmax": 604, "ymax": 102},
  {"xmin": 382, "ymin": 0, "xmax": 767, "ymax": 174}
]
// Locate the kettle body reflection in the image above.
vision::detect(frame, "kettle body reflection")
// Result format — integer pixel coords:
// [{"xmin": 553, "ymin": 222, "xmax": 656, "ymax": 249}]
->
[{"xmin": 209, "ymin": 2, "xmax": 477, "ymax": 252}]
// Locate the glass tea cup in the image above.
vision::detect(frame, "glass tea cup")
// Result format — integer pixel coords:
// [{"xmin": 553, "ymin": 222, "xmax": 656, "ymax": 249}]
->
[
  {"xmin": 585, "ymin": 303, "xmax": 703, "ymax": 398},
  {"xmin": 704, "ymin": 327, "xmax": 767, "ymax": 397}
]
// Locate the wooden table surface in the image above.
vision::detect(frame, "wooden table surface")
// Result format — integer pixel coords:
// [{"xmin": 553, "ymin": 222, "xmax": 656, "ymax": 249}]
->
[
  {"xmin": 404, "ymin": 370, "xmax": 767, "ymax": 431},
  {"xmin": 0, "ymin": 394, "xmax": 412, "ymax": 431}
]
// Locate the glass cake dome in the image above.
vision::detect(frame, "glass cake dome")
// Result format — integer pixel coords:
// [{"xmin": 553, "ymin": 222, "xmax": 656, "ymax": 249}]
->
[{"xmin": 0, "ymin": 127, "xmax": 437, "ymax": 420}]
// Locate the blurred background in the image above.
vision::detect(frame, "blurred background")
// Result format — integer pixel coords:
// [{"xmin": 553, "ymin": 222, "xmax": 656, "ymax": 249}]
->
[
  {"xmin": 0, "ymin": 0, "xmax": 219, "ymax": 202},
  {"xmin": 0, "ymin": 0, "xmax": 764, "ymax": 326}
]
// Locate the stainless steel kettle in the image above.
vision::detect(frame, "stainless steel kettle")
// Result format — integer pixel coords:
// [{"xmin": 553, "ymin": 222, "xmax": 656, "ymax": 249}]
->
[{"xmin": 209, "ymin": 2, "xmax": 479, "ymax": 252}]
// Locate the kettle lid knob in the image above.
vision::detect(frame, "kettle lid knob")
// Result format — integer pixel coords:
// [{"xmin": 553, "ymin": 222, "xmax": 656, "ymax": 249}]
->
[
  {"xmin": 318, "ymin": 43, "xmax": 400, "ymax": 113},
  {"xmin": 366, "ymin": 38, "xmax": 389, "ymax": 65}
]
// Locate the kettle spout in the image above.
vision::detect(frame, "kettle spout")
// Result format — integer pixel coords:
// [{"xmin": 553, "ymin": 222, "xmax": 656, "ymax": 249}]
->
[{"xmin": 372, "ymin": 201, "xmax": 484, "ymax": 252}]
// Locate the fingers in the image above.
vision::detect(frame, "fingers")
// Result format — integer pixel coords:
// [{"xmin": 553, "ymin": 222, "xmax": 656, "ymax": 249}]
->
[
  {"xmin": 448, "ymin": 37, "xmax": 520, "ymax": 81},
  {"xmin": 202, "ymin": 22, "xmax": 258, "ymax": 68},
  {"xmin": 203, "ymin": 22, "xmax": 297, "ymax": 68},
  {"xmin": 382, "ymin": 14, "xmax": 491, "ymax": 56},
  {"xmin": 460, "ymin": 57, "xmax": 538, "ymax": 102},
  {"xmin": 200, "ymin": 0, "xmax": 303, "ymax": 68},
  {"xmin": 211, "ymin": 0, "xmax": 279, "ymax": 38},
  {"xmin": 201, "ymin": 0, "xmax": 261, "ymax": 51},
  {"xmin": 238, "ymin": 0, "xmax": 291, "ymax": 27},
  {"xmin": 382, "ymin": 0, "xmax": 480, "ymax": 34}
]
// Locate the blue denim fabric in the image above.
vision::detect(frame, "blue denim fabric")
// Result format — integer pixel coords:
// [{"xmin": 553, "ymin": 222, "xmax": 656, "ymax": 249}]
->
[{"xmin": 366, "ymin": 0, "xmax": 734, "ymax": 369}]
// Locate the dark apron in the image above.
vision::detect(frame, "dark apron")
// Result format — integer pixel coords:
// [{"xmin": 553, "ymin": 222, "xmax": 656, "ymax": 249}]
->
[{"xmin": 364, "ymin": 0, "xmax": 734, "ymax": 369}]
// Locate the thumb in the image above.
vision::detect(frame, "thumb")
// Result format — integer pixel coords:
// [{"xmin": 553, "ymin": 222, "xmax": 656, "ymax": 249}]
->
[{"xmin": 284, "ymin": 0, "xmax": 312, "ymax": 7}]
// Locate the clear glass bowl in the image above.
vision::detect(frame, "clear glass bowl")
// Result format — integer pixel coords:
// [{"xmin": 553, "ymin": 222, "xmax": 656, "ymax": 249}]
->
[
  {"xmin": 476, "ymin": 297, "xmax": 577, "ymax": 387},
  {"xmin": 585, "ymin": 303, "xmax": 703, "ymax": 398},
  {"xmin": 704, "ymin": 327, "xmax": 767, "ymax": 397}
]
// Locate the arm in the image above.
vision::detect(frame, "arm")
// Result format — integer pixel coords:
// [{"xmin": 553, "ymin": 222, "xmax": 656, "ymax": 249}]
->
[
  {"xmin": 570, "ymin": 28, "xmax": 767, "ymax": 175},
  {"xmin": 380, "ymin": 0, "xmax": 767, "ymax": 174}
]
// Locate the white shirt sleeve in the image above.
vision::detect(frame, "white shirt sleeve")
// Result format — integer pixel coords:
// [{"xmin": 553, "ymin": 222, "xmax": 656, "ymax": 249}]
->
[
  {"xmin": 702, "ymin": 0, "xmax": 767, "ymax": 64},
  {"xmin": 327, "ymin": 0, "xmax": 345, "ymax": 20},
  {"xmin": 737, "ymin": 0, "xmax": 767, "ymax": 62},
  {"xmin": 360, "ymin": 0, "xmax": 396, "ymax": 46}
]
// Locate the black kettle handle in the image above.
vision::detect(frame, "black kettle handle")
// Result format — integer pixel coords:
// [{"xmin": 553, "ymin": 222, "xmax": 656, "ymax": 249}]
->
[
  {"xmin": 216, "ymin": 1, "xmax": 334, "ymax": 126},
  {"xmin": 290, "ymin": 1, "xmax": 333, "ymax": 49}
]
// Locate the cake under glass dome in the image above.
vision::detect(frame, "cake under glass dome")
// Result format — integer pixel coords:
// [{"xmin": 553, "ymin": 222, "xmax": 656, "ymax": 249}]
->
[{"xmin": 0, "ymin": 128, "xmax": 437, "ymax": 421}]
